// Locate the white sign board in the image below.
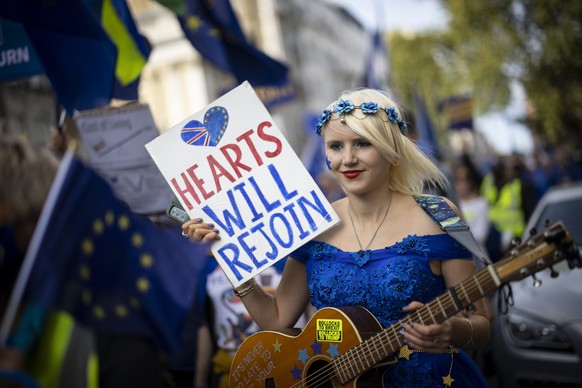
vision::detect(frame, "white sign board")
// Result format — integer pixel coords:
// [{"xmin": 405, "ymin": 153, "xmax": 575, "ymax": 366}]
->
[
  {"xmin": 75, "ymin": 103, "xmax": 174, "ymax": 214},
  {"xmin": 146, "ymin": 82, "xmax": 340, "ymax": 287}
]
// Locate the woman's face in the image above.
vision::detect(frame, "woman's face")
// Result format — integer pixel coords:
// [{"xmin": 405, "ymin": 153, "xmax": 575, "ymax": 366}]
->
[{"xmin": 323, "ymin": 121, "xmax": 391, "ymax": 195}]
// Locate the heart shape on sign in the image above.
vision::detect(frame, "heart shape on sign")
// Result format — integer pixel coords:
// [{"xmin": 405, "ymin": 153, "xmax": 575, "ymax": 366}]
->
[{"xmin": 180, "ymin": 106, "xmax": 228, "ymax": 147}]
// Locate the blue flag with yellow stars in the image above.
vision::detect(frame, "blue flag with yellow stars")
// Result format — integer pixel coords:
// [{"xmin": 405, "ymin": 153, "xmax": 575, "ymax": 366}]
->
[
  {"xmin": 176, "ymin": 0, "xmax": 290, "ymax": 88},
  {"xmin": 23, "ymin": 153, "xmax": 209, "ymax": 353}
]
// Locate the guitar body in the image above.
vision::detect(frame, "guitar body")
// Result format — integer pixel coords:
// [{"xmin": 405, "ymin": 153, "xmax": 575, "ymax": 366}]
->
[
  {"xmin": 229, "ymin": 222, "xmax": 580, "ymax": 388},
  {"xmin": 229, "ymin": 306, "xmax": 395, "ymax": 388}
]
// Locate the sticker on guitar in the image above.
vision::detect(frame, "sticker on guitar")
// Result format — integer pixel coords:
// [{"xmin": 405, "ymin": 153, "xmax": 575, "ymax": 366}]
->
[{"xmin": 229, "ymin": 221, "xmax": 581, "ymax": 388}]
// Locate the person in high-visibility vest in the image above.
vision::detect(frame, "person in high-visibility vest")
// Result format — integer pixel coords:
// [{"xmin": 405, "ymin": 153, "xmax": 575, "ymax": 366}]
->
[
  {"xmin": 1, "ymin": 136, "xmax": 99, "ymax": 388},
  {"xmin": 480, "ymin": 157, "xmax": 531, "ymax": 252}
]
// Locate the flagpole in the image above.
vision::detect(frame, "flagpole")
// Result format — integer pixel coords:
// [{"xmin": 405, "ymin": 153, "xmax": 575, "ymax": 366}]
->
[
  {"xmin": 0, "ymin": 149, "xmax": 75, "ymax": 344},
  {"xmin": 375, "ymin": 0, "xmax": 386, "ymax": 32}
]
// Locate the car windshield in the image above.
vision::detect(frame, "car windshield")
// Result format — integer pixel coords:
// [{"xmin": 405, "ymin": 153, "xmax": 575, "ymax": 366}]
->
[{"xmin": 534, "ymin": 198, "xmax": 582, "ymax": 247}]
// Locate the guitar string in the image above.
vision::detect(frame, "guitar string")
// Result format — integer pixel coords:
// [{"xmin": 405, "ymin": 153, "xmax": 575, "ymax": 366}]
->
[
  {"xmin": 287, "ymin": 274, "xmax": 486, "ymax": 387},
  {"xmin": 288, "ymin": 270, "xmax": 497, "ymax": 387},
  {"xmin": 287, "ymin": 241, "xmax": 554, "ymax": 386}
]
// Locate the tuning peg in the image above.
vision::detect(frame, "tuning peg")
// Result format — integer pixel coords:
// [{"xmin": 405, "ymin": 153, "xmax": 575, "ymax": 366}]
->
[
  {"xmin": 532, "ymin": 275, "xmax": 542, "ymax": 288},
  {"xmin": 544, "ymin": 219, "xmax": 552, "ymax": 227},
  {"xmin": 549, "ymin": 266, "xmax": 559, "ymax": 278},
  {"xmin": 529, "ymin": 227, "xmax": 538, "ymax": 236},
  {"xmin": 512, "ymin": 237, "xmax": 522, "ymax": 246}
]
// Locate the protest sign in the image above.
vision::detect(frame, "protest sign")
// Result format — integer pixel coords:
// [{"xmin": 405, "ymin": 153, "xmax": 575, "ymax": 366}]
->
[
  {"xmin": 75, "ymin": 103, "xmax": 174, "ymax": 214},
  {"xmin": 146, "ymin": 82, "xmax": 340, "ymax": 287}
]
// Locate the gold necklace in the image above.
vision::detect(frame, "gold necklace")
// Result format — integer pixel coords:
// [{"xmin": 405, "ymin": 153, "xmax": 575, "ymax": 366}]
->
[{"xmin": 348, "ymin": 192, "xmax": 393, "ymax": 252}]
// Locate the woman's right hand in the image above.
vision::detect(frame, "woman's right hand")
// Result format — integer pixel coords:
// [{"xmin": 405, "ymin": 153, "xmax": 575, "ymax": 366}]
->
[{"xmin": 182, "ymin": 218, "xmax": 221, "ymax": 243}]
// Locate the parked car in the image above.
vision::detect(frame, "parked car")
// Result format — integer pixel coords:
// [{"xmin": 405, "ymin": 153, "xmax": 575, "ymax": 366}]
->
[{"xmin": 492, "ymin": 182, "xmax": 582, "ymax": 387}]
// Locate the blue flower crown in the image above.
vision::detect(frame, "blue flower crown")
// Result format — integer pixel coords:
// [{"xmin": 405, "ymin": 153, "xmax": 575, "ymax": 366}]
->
[{"xmin": 315, "ymin": 99, "xmax": 408, "ymax": 136}]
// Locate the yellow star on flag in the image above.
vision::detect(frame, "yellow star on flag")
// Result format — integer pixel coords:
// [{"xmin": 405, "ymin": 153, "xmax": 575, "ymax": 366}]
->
[
  {"xmin": 132, "ymin": 232, "xmax": 143, "ymax": 247},
  {"xmin": 105, "ymin": 211, "xmax": 115, "ymax": 226},
  {"xmin": 81, "ymin": 238, "xmax": 94, "ymax": 255},
  {"xmin": 93, "ymin": 219, "xmax": 104, "ymax": 234},
  {"xmin": 137, "ymin": 277, "xmax": 150, "ymax": 293},
  {"xmin": 140, "ymin": 253, "xmax": 154, "ymax": 268},
  {"xmin": 93, "ymin": 306, "xmax": 106, "ymax": 320},
  {"xmin": 186, "ymin": 15, "xmax": 203, "ymax": 31},
  {"xmin": 118, "ymin": 215, "xmax": 130, "ymax": 230},
  {"xmin": 115, "ymin": 305, "xmax": 128, "ymax": 318}
]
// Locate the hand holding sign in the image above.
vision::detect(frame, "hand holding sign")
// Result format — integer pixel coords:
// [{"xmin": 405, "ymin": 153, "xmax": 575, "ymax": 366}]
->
[{"xmin": 146, "ymin": 82, "xmax": 339, "ymax": 287}]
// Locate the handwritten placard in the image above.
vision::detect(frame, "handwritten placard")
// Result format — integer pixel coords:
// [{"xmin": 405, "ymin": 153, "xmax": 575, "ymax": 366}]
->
[
  {"xmin": 146, "ymin": 82, "xmax": 339, "ymax": 287},
  {"xmin": 75, "ymin": 103, "xmax": 174, "ymax": 214}
]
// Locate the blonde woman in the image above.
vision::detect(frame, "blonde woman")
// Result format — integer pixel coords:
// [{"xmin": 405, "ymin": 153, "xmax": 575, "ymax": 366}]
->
[{"xmin": 184, "ymin": 88, "xmax": 490, "ymax": 386}]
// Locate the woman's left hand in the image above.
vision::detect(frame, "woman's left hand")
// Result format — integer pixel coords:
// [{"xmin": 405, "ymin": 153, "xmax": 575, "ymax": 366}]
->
[{"xmin": 400, "ymin": 301, "xmax": 452, "ymax": 353}]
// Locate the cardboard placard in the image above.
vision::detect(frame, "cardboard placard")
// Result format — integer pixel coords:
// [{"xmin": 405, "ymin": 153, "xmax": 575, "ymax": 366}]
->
[
  {"xmin": 75, "ymin": 103, "xmax": 174, "ymax": 214},
  {"xmin": 146, "ymin": 82, "xmax": 340, "ymax": 287}
]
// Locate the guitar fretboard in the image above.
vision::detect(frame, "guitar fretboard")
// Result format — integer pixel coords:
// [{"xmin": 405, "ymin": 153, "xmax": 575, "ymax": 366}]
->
[{"xmin": 332, "ymin": 240, "xmax": 559, "ymax": 384}]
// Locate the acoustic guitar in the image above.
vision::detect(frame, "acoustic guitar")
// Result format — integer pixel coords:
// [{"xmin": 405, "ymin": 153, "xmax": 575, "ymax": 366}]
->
[{"xmin": 229, "ymin": 221, "xmax": 581, "ymax": 388}]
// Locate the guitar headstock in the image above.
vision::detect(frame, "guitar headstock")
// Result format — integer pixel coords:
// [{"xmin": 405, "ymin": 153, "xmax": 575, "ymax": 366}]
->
[{"xmin": 494, "ymin": 221, "xmax": 581, "ymax": 285}]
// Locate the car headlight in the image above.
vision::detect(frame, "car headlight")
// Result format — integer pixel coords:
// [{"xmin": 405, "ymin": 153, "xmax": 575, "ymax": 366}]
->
[{"xmin": 503, "ymin": 310, "xmax": 572, "ymax": 350}]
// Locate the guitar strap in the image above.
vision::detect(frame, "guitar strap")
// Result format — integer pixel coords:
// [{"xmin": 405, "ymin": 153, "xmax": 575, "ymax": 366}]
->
[{"xmin": 414, "ymin": 195, "xmax": 492, "ymax": 267}]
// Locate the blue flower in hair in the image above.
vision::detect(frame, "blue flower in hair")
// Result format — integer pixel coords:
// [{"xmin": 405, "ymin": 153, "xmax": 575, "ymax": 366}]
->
[
  {"xmin": 315, "ymin": 109, "xmax": 331, "ymax": 136},
  {"xmin": 333, "ymin": 99, "xmax": 355, "ymax": 115},
  {"xmin": 398, "ymin": 120, "xmax": 408, "ymax": 135},
  {"xmin": 360, "ymin": 101, "xmax": 379, "ymax": 114},
  {"xmin": 385, "ymin": 106, "xmax": 399, "ymax": 123}
]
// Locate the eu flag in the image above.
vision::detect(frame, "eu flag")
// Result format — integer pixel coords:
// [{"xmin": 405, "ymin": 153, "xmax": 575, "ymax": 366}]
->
[
  {"xmin": 0, "ymin": 0, "xmax": 117, "ymax": 113},
  {"xmin": 19, "ymin": 152, "xmax": 209, "ymax": 353},
  {"xmin": 177, "ymin": 0, "xmax": 290, "ymax": 88}
]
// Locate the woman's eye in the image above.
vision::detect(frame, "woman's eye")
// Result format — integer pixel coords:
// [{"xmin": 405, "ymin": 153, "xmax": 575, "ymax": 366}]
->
[
  {"xmin": 328, "ymin": 143, "xmax": 343, "ymax": 151},
  {"xmin": 357, "ymin": 141, "xmax": 371, "ymax": 148}
]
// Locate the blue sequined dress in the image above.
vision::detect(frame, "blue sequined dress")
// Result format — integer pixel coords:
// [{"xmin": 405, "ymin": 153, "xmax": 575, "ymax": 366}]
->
[{"xmin": 291, "ymin": 233, "xmax": 489, "ymax": 387}]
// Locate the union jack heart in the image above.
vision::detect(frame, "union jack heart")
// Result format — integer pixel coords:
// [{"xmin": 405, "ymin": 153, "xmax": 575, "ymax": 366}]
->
[{"xmin": 180, "ymin": 106, "xmax": 228, "ymax": 147}]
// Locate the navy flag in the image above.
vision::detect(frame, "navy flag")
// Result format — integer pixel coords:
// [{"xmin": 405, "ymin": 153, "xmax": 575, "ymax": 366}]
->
[
  {"xmin": 364, "ymin": 30, "xmax": 392, "ymax": 94},
  {"xmin": 413, "ymin": 89, "xmax": 441, "ymax": 161},
  {"xmin": 0, "ymin": 0, "xmax": 117, "ymax": 113},
  {"xmin": 177, "ymin": 0, "xmax": 291, "ymax": 88},
  {"xmin": 8, "ymin": 151, "xmax": 208, "ymax": 352},
  {"xmin": 0, "ymin": 0, "xmax": 151, "ymax": 111}
]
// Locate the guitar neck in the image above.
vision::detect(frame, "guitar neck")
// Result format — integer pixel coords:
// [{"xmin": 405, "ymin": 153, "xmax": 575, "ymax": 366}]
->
[{"xmin": 333, "ymin": 240, "xmax": 560, "ymax": 384}]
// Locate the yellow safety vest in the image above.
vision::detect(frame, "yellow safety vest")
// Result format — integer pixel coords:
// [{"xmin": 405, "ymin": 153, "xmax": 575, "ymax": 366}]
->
[
  {"xmin": 26, "ymin": 311, "xmax": 99, "ymax": 388},
  {"xmin": 481, "ymin": 174, "xmax": 525, "ymax": 237}
]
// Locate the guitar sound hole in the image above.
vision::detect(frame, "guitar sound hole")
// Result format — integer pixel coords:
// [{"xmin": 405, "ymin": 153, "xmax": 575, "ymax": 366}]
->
[{"xmin": 305, "ymin": 359, "xmax": 336, "ymax": 388}]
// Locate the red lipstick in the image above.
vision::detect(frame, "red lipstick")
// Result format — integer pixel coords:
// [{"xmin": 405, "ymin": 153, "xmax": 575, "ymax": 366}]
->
[{"xmin": 342, "ymin": 170, "xmax": 362, "ymax": 179}]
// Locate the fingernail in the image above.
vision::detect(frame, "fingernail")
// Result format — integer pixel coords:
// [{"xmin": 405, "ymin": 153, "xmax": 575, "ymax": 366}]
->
[
  {"xmin": 207, "ymin": 223, "xmax": 214, "ymax": 227},
  {"xmin": 399, "ymin": 330, "xmax": 405, "ymax": 336},
  {"xmin": 403, "ymin": 339, "xmax": 408, "ymax": 344},
  {"xmin": 216, "ymin": 236, "xmax": 221, "ymax": 240},
  {"xmin": 194, "ymin": 218, "xmax": 203, "ymax": 222},
  {"xmin": 410, "ymin": 323, "xmax": 415, "ymax": 328},
  {"xmin": 213, "ymin": 228, "xmax": 220, "ymax": 233},
  {"xmin": 401, "ymin": 324, "xmax": 406, "ymax": 330}
]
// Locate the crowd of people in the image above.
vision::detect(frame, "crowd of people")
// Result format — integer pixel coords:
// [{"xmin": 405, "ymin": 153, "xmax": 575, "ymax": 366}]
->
[
  {"xmin": 451, "ymin": 146, "xmax": 581, "ymax": 262},
  {"xmin": 1, "ymin": 87, "xmax": 581, "ymax": 387}
]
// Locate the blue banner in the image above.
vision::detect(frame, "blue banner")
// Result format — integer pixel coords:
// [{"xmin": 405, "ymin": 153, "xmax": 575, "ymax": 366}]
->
[{"xmin": 0, "ymin": 17, "xmax": 43, "ymax": 82}]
